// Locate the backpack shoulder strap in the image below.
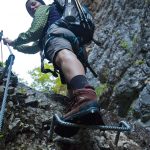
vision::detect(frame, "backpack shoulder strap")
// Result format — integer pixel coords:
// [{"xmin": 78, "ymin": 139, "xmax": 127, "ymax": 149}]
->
[{"xmin": 53, "ymin": 0, "xmax": 65, "ymax": 13}]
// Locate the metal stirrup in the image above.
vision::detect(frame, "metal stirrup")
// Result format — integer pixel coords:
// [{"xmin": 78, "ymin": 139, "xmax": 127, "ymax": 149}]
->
[{"xmin": 49, "ymin": 114, "xmax": 131, "ymax": 146}]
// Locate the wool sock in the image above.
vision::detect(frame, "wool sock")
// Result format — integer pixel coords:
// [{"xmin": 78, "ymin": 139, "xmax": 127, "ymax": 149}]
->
[{"xmin": 69, "ymin": 75, "xmax": 89, "ymax": 90}]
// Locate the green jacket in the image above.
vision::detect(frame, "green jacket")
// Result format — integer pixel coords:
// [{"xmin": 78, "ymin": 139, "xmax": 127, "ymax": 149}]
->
[{"xmin": 13, "ymin": 5, "xmax": 50, "ymax": 54}]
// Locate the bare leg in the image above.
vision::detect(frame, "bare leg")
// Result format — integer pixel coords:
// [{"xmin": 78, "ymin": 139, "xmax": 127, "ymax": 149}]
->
[{"xmin": 55, "ymin": 49, "xmax": 85, "ymax": 83}]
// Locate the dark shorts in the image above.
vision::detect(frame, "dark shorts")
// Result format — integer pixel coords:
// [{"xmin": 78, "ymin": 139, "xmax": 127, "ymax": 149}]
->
[
  {"xmin": 43, "ymin": 24, "xmax": 80, "ymax": 84},
  {"xmin": 44, "ymin": 24, "xmax": 79, "ymax": 63}
]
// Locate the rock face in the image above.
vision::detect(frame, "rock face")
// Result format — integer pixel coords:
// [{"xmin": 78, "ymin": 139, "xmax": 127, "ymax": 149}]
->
[
  {"xmin": 0, "ymin": 0, "xmax": 150, "ymax": 149},
  {"xmin": 0, "ymin": 71, "xmax": 68, "ymax": 150},
  {"xmin": 1, "ymin": 69, "xmax": 150, "ymax": 150},
  {"xmin": 85, "ymin": 0, "xmax": 150, "ymax": 126}
]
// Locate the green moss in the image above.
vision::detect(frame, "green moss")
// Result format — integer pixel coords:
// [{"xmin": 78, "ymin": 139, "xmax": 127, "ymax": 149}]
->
[
  {"xmin": 145, "ymin": 0, "xmax": 150, "ymax": 4},
  {"xmin": 134, "ymin": 60, "xmax": 144, "ymax": 65},
  {"xmin": 0, "ymin": 133, "xmax": 4, "ymax": 140},
  {"xmin": 119, "ymin": 40, "xmax": 134, "ymax": 56},
  {"xmin": 95, "ymin": 83, "xmax": 108, "ymax": 97},
  {"xmin": 51, "ymin": 76, "xmax": 67, "ymax": 95},
  {"xmin": 120, "ymin": 40, "xmax": 129, "ymax": 50},
  {"xmin": 0, "ymin": 61, "xmax": 4, "ymax": 67},
  {"xmin": 133, "ymin": 35, "xmax": 138, "ymax": 45},
  {"xmin": 114, "ymin": 31, "xmax": 120, "ymax": 36},
  {"xmin": 18, "ymin": 88, "xmax": 27, "ymax": 94}
]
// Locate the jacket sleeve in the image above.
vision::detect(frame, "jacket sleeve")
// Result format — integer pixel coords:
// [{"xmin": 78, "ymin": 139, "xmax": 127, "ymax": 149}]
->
[
  {"xmin": 14, "ymin": 41, "xmax": 41, "ymax": 54},
  {"xmin": 13, "ymin": 5, "xmax": 50, "ymax": 49}
]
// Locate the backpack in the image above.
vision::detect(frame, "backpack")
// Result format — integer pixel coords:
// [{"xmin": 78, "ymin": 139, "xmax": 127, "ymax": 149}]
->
[{"xmin": 54, "ymin": 0, "xmax": 95, "ymax": 45}]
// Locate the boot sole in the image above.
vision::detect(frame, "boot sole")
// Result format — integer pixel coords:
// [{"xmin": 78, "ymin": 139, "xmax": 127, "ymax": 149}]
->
[
  {"xmin": 54, "ymin": 107, "xmax": 103, "ymax": 138},
  {"xmin": 64, "ymin": 101, "xmax": 104, "ymax": 125},
  {"xmin": 64, "ymin": 106, "xmax": 104, "ymax": 125}
]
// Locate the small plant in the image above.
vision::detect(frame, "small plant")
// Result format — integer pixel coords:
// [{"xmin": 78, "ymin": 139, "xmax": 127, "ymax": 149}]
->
[
  {"xmin": 120, "ymin": 40, "xmax": 129, "ymax": 50},
  {"xmin": 133, "ymin": 35, "xmax": 138, "ymax": 45},
  {"xmin": 0, "ymin": 61, "xmax": 5, "ymax": 67},
  {"xmin": 18, "ymin": 87, "xmax": 27, "ymax": 94},
  {"xmin": 134, "ymin": 60, "xmax": 144, "ymax": 65},
  {"xmin": 0, "ymin": 133, "xmax": 4, "ymax": 139},
  {"xmin": 95, "ymin": 83, "xmax": 108, "ymax": 97},
  {"xmin": 114, "ymin": 31, "xmax": 120, "ymax": 37},
  {"xmin": 51, "ymin": 77, "xmax": 67, "ymax": 95},
  {"xmin": 28, "ymin": 63, "xmax": 67, "ymax": 95},
  {"xmin": 119, "ymin": 40, "xmax": 134, "ymax": 56},
  {"xmin": 145, "ymin": 0, "xmax": 150, "ymax": 4}
]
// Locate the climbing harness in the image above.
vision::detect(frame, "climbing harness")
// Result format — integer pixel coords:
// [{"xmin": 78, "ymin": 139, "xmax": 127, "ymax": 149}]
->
[
  {"xmin": 49, "ymin": 114, "xmax": 131, "ymax": 146},
  {"xmin": 0, "ymin": 32, "xmax": 15, "ymax": 131},
  {"xmin": 40, "ymin": 51, "xmax": 58, "ymax": 77}
]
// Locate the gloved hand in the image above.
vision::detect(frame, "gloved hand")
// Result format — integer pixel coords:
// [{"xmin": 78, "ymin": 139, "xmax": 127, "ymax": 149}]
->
[{"xmin": 3, "ymin": 38, "xmax": 14, "ymax": 46}]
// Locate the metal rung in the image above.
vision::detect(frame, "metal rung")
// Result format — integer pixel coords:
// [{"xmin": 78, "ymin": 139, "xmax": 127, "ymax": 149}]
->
[{"xmin": 49, "ymin": 114, "xmax": 131, "ymax": 145}]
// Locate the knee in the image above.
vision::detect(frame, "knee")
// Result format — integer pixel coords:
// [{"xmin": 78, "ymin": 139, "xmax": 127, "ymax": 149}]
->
[{"xmin": 55, "ymin": 49, "xmax": 77, "ymax": 67}]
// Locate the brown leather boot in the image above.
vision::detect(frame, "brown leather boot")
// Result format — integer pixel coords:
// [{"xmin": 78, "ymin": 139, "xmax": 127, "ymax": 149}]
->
[
  {"xmin": 64, "ymin": 85, "xmax": 104, "ymax": 125},
  {"xmin": 54, "ymin": 86, "xmax": 104, "ymax": 137}
]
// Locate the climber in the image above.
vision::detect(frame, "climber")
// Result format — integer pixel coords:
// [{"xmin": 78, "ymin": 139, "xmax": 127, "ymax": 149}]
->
[{"xmin": 3, "ymin": 0, "xmax": 104, "ymax": 136}]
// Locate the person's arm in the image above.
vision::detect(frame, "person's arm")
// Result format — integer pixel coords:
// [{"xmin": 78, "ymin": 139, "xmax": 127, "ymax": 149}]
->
[
  {"xmin": 15, "ymin": 41, "xmax": 40, "ymax": 54},
  {"xmin": 3, "ymin": 5, "xmax": 50, "ymax": 53},
  {"xmin": 3, "ymin": 38, "xmax": 41, "ymax": 54},
  {"xmin": 13, "ymin": 5, "xmax": 50, "ymax": 48}
]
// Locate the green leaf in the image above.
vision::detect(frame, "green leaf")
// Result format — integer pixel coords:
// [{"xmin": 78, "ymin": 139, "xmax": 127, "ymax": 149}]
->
[{"xmin": 28, "ymin": 63, "xmax": 67, "ymax": 94}]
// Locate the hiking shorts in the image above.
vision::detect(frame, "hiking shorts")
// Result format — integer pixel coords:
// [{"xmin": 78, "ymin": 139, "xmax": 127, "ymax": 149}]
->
[{"xmin": 44, "ymin": 23, "xmax": 79, "ymax": 63}]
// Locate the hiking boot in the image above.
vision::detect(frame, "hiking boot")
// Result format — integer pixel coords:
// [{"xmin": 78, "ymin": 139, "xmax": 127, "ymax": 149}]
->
[
  {"xmin": 63, "ymin": 85, "xmax": 104, "ymax": 125},
  {"xmin": 54, "ymin": 86, "xmax": 104, "ymax": 137}
]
